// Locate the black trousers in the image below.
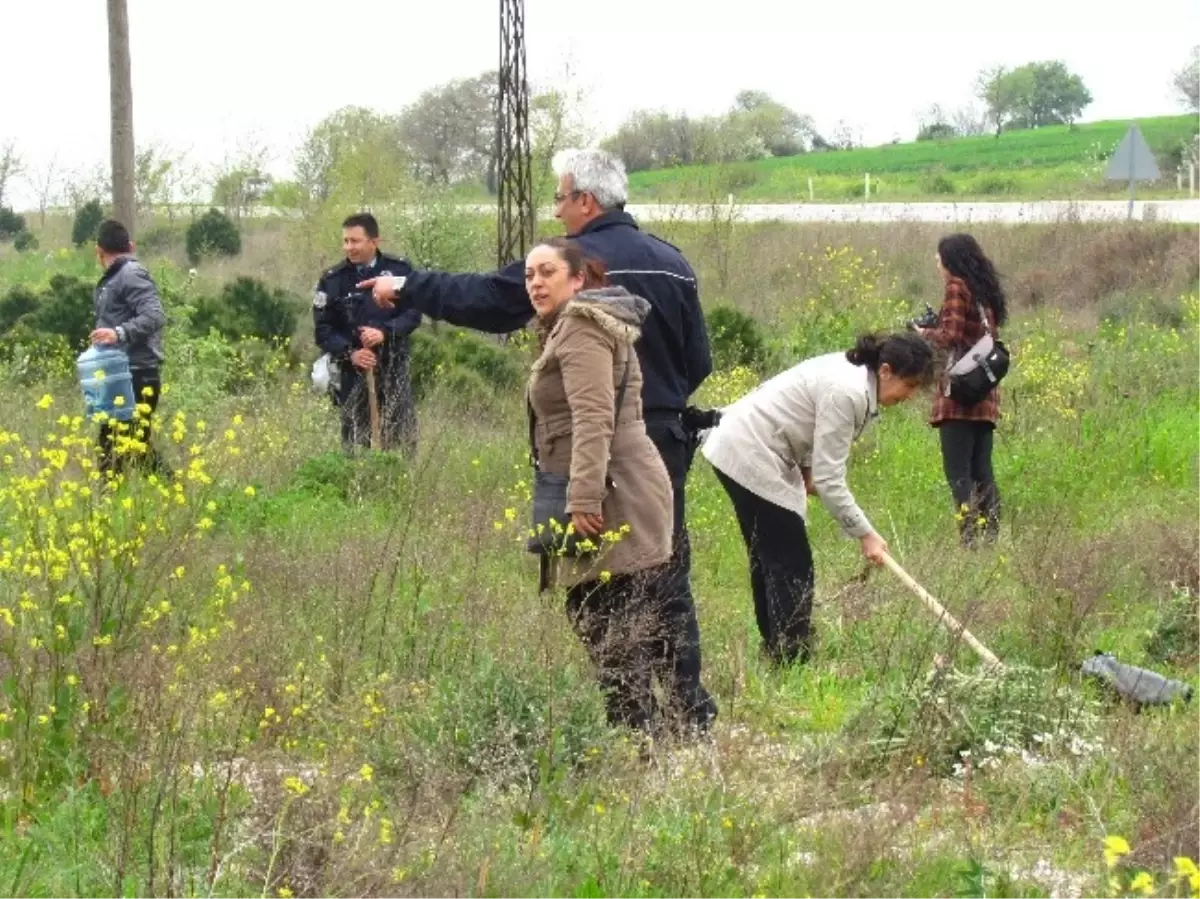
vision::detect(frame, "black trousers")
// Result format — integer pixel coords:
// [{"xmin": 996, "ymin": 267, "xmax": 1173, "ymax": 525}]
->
[
  {"xmin": 566, "ymin": 565, "xmax": 714, "ymax": 735},
  {"xmin": 336, "ymin": 346, "xmax": 417, "ymax": 456},
  {"xmin": 643, "ymin": 412, "xmax": 716, "ymax": 725},
  {"xmin": 937, "ymin": 420, "xmax": 1000, "ymax": 545},
  {"xmin": 714, "ymin": 467, "xmax": 816, "ymax": 666},
  {"xmin": 98, "ymin": 367, "xmax": 171, "ymax": 478}
]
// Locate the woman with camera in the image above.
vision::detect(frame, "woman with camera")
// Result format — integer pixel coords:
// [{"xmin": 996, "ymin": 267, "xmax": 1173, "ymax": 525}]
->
[
  {"xmin": 917, "ymin": 233, "xmax": 1009, "ymax": 547},
  {"xmin": 700, "ymin": 332, "xmax": 935, "ymax": 666},
  {"xmin": 523, "ymin": 236, "xmax": 717, "ymax": 738}
]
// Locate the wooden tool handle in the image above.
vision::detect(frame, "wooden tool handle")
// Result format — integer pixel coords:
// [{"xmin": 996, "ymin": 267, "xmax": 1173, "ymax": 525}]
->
[
  {"xmin": 365, "ymin": 368, "xmax": 382, "ymax": 450},
  {"xmin": 881, "ymin": 552, "xmax": 1003, "ymax": 669}
]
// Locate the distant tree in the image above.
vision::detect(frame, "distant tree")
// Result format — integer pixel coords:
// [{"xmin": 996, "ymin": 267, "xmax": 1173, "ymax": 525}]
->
[
  {"xmin": 397, "ymin": 73, "xmax": 498, "ymax": 186},
  {"xmin": 0, "ymin": 141, "xmax": 24, "ymax": 209},
  {"xmin": 25, "ymin": 155, "xmax": 60, "ymax": 230},
  {"xmin": 730, "ymin": 90, "xmax": 815, "ymax": 156},
  {"xmin": 212, "ymin": 168, "xmax": 271, "ymax": 220},
  {"xmin": 0, "ymin": 207, "xmax": 25, "ymax": 241},
  {"xmin": 916, "ymin": 102, "xmax": 988, "ymax": 140},
  {"xmin": 294, "ymin": 106, "xmax": 409, "ymax": 205},
  {"xmin": 951, "ymin": 102, "xmax": 990, "ymax": 137},
  {"xmin": 601, "ymin": 91, "xmax": 815, "ymax": 172},
  {"xmin": 134, "ymin": 144, "xmax": 181, "ymax": 217},
  {"xmin": 917, "ymin": 121, "xmax": 957, "ymax": 141},
  {"xmin": 72, "ymin": 199, "xmax": 106, "ymax": 247},
  {"xmin": 1173, "ymin": 46, "xmax": 1199, "ymax": 112},
  {"xmin": 916, "ymin": 104, "xmax": 955, "ymax": 141},
  {"xmin": 211, "ymin": 143, "xmax": 272, "ymax": 220},
  {"xmin": 261, "ymin": 180, "xmax": 308, "ymax": 213},
  {"xmin": 186, "ymin": 208, "xmax": 241, "ymax": 265},
  {"xmin": 977, "ymin": 61, "xmax": 1092, "ymax": 134},
  {"xmin": 529, "ymin": 73, "xmax": 594, "ymax": 203},
  {"xmin": 601, "ymin": 110, "xmax": 692, "ymax": 172},
  {"xmin": 829, "ymin": 120, "xmax": 861, "ymax": 150},
  {"xmin": 63, "ymin": 165, "xmax": 112, "ymax": 216}
]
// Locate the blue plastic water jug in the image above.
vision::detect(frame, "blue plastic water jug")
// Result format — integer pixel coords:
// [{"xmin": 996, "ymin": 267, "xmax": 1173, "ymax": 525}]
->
[{"xmin": 76, "ymin": 345, "xmax": 135, "ymax": 422}]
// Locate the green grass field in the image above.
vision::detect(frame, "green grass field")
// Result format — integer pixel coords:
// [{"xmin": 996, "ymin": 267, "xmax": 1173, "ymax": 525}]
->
[
  {"xmin": 626, "ymin": 115, "xmax": 1200, "ymax": 203},
  {"xmin": 0, "ymin": 216, "xmax": 1197, "ymax": 897}
]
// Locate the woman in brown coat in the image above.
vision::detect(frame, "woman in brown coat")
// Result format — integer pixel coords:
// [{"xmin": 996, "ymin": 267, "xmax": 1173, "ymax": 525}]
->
[
  {"xmin": 919, "ymin": 233, "xmax": 1008, "ymax": 547},
  {"xmin": 525, "ymin": 236, "xmax": 716, "ymax": 737}
]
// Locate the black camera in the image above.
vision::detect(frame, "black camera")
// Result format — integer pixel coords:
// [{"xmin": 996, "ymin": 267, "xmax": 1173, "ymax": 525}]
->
[{"xmin": 907, "ymin": 303, "xmax": 938, "ymax": 332}]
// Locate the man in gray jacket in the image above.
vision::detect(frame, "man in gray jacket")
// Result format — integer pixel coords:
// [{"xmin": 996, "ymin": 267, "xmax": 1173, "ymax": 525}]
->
[{"xmin": 90, "ymin": 219, "xmax": 170, "ymax": 477}]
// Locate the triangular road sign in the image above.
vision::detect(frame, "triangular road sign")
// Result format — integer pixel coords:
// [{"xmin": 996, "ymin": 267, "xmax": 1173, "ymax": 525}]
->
[{"xmin": 1105, "ymin": 124, "xmax": 1161, "ymax": 182}]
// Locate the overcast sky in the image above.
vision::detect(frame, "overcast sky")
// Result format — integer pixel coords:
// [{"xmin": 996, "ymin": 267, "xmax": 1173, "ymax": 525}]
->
[{"xmin": 2, "ymin": 0, "xmax": 1198, "ymax": 209}]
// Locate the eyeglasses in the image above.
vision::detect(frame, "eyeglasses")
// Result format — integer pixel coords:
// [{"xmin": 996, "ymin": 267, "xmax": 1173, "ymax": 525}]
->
[{"xmin": 553, "ymin": 190, "xmax": 582, "ymax": 205}]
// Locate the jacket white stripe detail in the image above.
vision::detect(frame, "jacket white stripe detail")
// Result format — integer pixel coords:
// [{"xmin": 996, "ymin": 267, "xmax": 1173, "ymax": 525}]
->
[{"xmin": 606, "ymin": 269, "xmax": 696, "ymax": 283}]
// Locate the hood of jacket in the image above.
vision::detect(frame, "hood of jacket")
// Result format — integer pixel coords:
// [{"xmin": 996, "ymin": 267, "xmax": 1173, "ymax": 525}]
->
[{"xmin": 561, "ymin": 286, "xmax": 650, "ymax": 345}]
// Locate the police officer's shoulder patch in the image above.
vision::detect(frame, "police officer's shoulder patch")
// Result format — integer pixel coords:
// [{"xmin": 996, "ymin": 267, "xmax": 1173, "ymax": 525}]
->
[{"xmin": 313, "ymin": 288, "xmax": 328, "ymax": 309}]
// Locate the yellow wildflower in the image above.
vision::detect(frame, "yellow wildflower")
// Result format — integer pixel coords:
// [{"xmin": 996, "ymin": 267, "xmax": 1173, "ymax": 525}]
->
[
  {"xmin": 1129, "ymin": 872, "xmax": 1155, "ymax": 896},
  {"xmin": 1104, "ymin": 835, "xmax": 1131, "ymax": 868}
]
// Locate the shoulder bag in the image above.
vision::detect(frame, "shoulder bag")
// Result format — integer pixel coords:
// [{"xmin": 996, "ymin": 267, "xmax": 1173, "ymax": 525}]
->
[{"xmin": 944, "ymin": 301, "xmax": 1010, "ymax": 407}]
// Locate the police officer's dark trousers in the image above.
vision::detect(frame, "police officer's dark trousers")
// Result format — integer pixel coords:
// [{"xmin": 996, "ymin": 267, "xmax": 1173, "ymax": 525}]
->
[
  {"xmin": 336, "ymin": 342, "xmax": 417, "ymax": 456},
  {"xmin": 643, "ymin": 410, "xmax": 716, "ymax": 727}
]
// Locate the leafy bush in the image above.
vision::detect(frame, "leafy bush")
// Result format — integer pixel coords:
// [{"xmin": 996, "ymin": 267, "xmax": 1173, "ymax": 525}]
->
[
  {"xmin": 706, "ymin": 303, "xmax": 772, "ymax": 372},
  {"xmin": 189, "ymin": 276, "xmax": 298, "ymax": 344},
  {"xmin": 137, "ymin": 223, "xmax": 183, "ymax": 256},
  {"xmin": 71, "ymin": 200, "xmax": 105, "ymax": 247},
  {"xmin": 917, "ymin": 122, "xmax": 957, "ymax": 142},
  {"xmin": 973, "ymin": 175, "xmax": 1018, "ymax": 195},
  {"xmin": 13, "ymin": 230, "xmax": 39, "ymax": 252},
  {"xmin": 409, "ymin": 327, "xmax": 525, "ymax": 403},
  {"xmin": 924, "ymin": 174, "xmax": 957, "ymax": 195},
  {"xmin": 186, "ymin": 208, "xmax": 242, "ymax": 265},
  {"xmin": 391, "ymin": 196, "xmax": 493, "ymax": 271},
  {"xmin": 0, "ymin": 285, "xmax": 39, "ymax": 332},
  {"xmin": 0, "ymin": 281, "xmax": 85, "ymax": 385},
  {"xmin": 0, "ymin": 206, "xmax": 26, "ymax": 240},
  {"xmin": 0, "ymin": 275, "xmax": 95, "ymax": 350}
]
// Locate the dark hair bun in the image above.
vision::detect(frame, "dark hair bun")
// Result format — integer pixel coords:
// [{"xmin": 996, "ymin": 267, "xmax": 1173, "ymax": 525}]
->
[{"xmin": 845, "ymin": 334, "xmax": 883, "ymax": 368}]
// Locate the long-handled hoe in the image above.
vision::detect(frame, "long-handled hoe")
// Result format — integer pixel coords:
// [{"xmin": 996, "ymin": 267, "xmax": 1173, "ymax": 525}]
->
[{"xmin": 880, "ymin": 552, "xmax": 1004, "ymax": 671}]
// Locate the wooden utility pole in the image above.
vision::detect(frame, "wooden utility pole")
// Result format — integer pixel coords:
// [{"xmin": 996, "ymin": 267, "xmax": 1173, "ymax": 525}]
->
[{"xmin": 108, "ymin": 0, "xmax": 136, "ymax": 234}]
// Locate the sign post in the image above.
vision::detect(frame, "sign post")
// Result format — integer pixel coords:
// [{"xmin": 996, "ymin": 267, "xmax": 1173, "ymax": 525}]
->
[{"xmin": 1104, "ymin": 124, "xmax": 1161, "ymax": 220}]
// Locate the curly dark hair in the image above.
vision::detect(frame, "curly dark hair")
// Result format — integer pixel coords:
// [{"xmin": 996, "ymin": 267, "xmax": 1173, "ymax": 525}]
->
[{"xmin": 937, "ymin": 233, "xmax": 1008, "ymax": 326}]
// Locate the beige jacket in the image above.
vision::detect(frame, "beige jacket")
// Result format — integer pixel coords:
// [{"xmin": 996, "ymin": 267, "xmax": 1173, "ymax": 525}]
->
[
  {"xmin": 529, "ymin": 287, "xmax": 674, "ymax": 588},
  {"xmin": 700, "ymin": 351, "xmax": 880, "ymax": 539}
]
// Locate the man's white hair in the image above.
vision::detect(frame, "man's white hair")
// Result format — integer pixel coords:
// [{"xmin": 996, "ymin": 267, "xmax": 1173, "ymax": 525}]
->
[{"xmin": 552, "ymin": 148, "xmax": 628, "ymax": 209}]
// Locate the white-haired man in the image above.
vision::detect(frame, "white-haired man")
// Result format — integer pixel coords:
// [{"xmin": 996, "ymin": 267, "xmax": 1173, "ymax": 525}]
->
[{"xmin": 359, "ymin": 147, "xmax": 717, "ymax": 736}]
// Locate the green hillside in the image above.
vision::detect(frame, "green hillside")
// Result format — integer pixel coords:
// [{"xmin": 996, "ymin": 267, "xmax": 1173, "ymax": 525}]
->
[{"xmin": 627, "ymin": 115, "xmax": 1200, "ymax": 202}]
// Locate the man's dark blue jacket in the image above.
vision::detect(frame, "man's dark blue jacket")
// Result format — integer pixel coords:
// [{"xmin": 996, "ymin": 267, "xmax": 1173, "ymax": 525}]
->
[
  {"xmin": 395, "ymin": 211, "xmax": 712, "ymax": 413},
  {"xmin": 314, "ymin": 252, "xmax": 420, "ymax": 360}
]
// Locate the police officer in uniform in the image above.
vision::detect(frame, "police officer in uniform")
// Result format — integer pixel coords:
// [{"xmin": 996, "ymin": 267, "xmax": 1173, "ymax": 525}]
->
[{"xmin": 313, "ymin": 213, "xmax": 421, "ymax": 455}]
